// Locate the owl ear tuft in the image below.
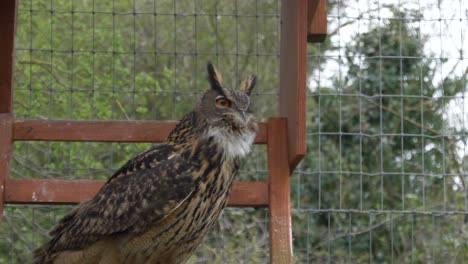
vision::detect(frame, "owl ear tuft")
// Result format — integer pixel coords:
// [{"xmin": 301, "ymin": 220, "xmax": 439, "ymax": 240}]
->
[
  {"xmin": 240, "ymin": 75, "xmax": 257, "ymax": 96},
  {"xmin": 207, "ymin": 62, "xmax": 223, "ymax": 93}
]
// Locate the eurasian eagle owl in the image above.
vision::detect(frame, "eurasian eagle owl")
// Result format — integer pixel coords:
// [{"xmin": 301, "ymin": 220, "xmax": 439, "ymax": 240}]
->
[{"xmin": 33, "ymin": 63, "xmax": 257, "ymax": 264}]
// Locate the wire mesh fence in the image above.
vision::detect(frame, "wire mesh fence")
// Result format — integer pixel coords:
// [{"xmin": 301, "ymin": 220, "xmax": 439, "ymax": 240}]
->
[
  {"xmin": 1, "ymin": 0, "xmax": 467, "ymax": 263},
  {"xmin": 2, "ymin": 0, "xmax": 278, "ymax": 262},
  {"xmin": 293, "ymin": 0, "xmax": 467, "ymax": 262}
]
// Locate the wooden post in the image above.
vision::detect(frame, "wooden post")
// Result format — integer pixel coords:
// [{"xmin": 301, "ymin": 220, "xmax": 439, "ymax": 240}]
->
[
  {"xmin": 280, "ymin": 0, "xmax": 308, "ymax": 171},
  {"xmin": 0, "ymin": 115, "xmax": 13, "ymax": 225},
  {"xmin": 0, "ymin": 0, "xmax": 17, "ymax": 113},
  {"xmin": 268, "ymin": 118, "xmax": 293, "ymax": 263},
  {"xmin": 308, "ymin": 0, "xmax": 327, "ymax": 43},
  {"xmin": 0, "ymin": 0, "xmax": 17, "ymax": 225}
]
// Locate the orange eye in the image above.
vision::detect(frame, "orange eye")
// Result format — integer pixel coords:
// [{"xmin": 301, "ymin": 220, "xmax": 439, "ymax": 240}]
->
[{"xmin": 215, "ymin": 97, "xmax": 231, "ymax": 108}]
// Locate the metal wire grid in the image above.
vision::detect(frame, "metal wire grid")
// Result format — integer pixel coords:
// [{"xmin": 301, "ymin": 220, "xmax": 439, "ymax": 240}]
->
[
  {"xmin": 13, "ymin": 0, "xmax": 280, "ymax": 121},
  {"xmin": 1, "ymin": 0, "xmax": 280, "ymax": 262},
  {"xmin": 292, "ymin": 0, "xmax": 467, "ymax": 262},
  {"xmin": 2, "ymin": 0, "xmax": 467, "ymax": 263}
]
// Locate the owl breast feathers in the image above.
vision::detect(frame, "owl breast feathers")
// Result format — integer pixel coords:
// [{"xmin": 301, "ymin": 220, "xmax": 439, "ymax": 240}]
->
[{"xmin": 33, "ymin": 63, "xmax": 258, "ymax": 264}]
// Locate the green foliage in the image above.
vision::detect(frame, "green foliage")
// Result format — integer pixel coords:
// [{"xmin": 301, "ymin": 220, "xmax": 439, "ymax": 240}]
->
[
  {"xmin": 292, "ymin": 7, "xmax": 467, "ymax": 263},
  {"xmin": 1, "ymin": 1, "xmax": 467, "ymax": 263},
  {"xmin": 3, "ymin": 0, "xmax": 279, "ymax": 262}
]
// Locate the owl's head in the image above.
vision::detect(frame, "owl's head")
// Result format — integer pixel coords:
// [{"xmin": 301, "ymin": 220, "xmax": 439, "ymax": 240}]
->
[
  {"xmin": 195, "ymin": 63, "xmax": 258, "ymax": 159},
  {"xmin": 196, "ymin": 63, "xmax": 257, "ymax": 130}
]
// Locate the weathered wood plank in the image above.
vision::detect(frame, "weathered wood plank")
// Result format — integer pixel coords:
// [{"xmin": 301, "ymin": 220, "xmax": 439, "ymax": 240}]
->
[
  {"xmin": 0, "ymin": 114, "xmax": 14, "ymax": 225},
  {"xmin": 268, "ymin": 118, "xmax": 293, "ymax": 263},
  {"xmin": 14, "ymin": 120, "xmax": 268, "ymax": 144},
  {"xmin": 0, "ymin": 0, "xmax": 17, "ymax": 113},
  {"xmin": 308, "ymin": 0, "xmax": 327, "ymax": 43},
  {"xmin": 280, "ymin": 0, "xmax": 308, "ymax": 171},
  {"xmin": 4, "ymin": 179, "xmax": 269, "ymax": 207}
]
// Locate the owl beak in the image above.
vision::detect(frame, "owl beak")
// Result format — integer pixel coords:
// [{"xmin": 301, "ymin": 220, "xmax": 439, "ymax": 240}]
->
[{"xmin": 241, "ymin": 111, "xmax": 247, "ymax": 122}]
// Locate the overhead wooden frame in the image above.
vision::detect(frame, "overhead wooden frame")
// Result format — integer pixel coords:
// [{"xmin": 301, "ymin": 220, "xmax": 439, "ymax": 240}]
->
[
  {"xmin": 308, "ymin": 0, "xmax": 328, "ymax": 43},
  {"xmin": 280, "ymin": 0, "xmax": 307, "ymax": 171},
  {"xmin": 280, "ymin": 0, "xmax": 327, "ymax": 171},
  {"xmin": 0, "ymin": 0, "xmax": 326, "ymax": 263}
]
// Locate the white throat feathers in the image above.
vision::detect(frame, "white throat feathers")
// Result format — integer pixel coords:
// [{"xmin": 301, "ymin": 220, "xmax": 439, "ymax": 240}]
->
[{"xmin": 206, "ymin": 127, "xmax": 256, "ymax": 160}]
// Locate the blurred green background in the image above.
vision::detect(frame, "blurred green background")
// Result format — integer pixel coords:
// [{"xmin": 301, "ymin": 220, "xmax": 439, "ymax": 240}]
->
[{"xmin": 1, "ymin": 0, "xmax": 467, "ymax": 263}]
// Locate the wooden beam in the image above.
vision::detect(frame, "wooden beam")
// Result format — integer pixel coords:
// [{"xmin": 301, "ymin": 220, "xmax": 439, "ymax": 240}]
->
[
  {"xmin": 280, "ymin": 0, "xmax": 308, "ymax": 171},
  {"xmin": 268, "ymin": 118, "xmax": 293, "ymax": 263},
  {"xmin": 14, "ymin": 120, "xmax": 268, "ymax": 144},
  {"xmin": 307, "ymin": 0, "xmax": 327, "ymax": 43},
  {"xmin": 0, "ymin": 0, "xmax": 17, "ymax": 225},
  {"xmin": 0, "ymin": 114, "xmax": 13, "ymax": 225},
  {"xmin": 4, "ymin": 179, "xmax": 269, "ymax": 207},
  {"xmin": 0, "ymin": 0, "xmax": 17, "ymax": 113}
]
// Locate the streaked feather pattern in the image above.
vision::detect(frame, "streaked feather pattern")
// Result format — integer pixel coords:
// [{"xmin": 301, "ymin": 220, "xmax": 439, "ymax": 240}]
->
[{"xmin": 33, "ymin": 63, "xmax": 257, "ymax": 264}]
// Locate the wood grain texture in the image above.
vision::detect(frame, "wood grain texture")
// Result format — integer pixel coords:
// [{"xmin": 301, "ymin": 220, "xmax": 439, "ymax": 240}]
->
[
  {"xmin": 0, "ymin": 0, "xmax": 17, "ymax": 113},
  {"xmin": 280, "ymin": 0, "xmax": 308, "ymax": 171},
  {"xmin": 13, "ymin": 120, "xmax": 268, "ymax": 144},
  {"xmin": 0, "ymin": 114, "xmax": 14, "ymax": 225},
  {"xmin": 4, "ymin": 179, "xmax": 269, "ymax": 207},
  {"xmin": 268, "ymin": 118, "xmax": 293, "ymax": 263},
  {"xmin": 307, "ymin": 0, "xmax": 327, "ymax": 43}
]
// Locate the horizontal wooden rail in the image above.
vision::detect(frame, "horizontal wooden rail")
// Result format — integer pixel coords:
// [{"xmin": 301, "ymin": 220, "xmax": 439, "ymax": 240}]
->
[
  {"xmin": 13, "ymin": 120, "xmax": 268, "ymax": 144},
  {"xmin": 4, "ymin": 179, "xmax": 269, "ymax": 207}
]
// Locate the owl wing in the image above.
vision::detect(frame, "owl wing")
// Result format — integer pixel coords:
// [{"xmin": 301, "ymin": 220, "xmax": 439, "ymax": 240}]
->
[{"xmin": 35, "ymin": 144, "xmax": 198, "ymax": 258}]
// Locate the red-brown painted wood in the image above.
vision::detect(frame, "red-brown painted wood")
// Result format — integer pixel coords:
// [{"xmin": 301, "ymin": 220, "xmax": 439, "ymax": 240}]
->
[
  {"xmin": 308, "ymin": 0, "xmax": 327, "ymax": 43},
  {"xmin": 280, "ymin": 0, "xmax": 308, "ymax": 171},
  {"xmin": 0, "ymin": 114, "xmax": 13, "ymax": 225},
  {"xmin": 4, "ymin": 179, "xmax": 269, "ymax": 207},
  {"xmin": 13, "ymin": 120, "xmax": 268, "ymax": 144},
  {"xmin": 268, "ymin": 118, "xmax": 293, "ymax": 263},
  {"xmin": 0, "ymin": 0, "xmax": 17, "ymax": 113}
]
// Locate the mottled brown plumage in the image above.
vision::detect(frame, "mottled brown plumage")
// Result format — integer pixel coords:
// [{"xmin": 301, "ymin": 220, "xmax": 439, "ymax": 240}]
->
[{"xmin": 33, "ymin": 63, "xmax": 258, "ymax": 264}]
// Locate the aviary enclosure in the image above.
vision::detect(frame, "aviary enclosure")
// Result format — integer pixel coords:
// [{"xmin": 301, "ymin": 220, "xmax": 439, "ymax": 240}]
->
[{"xmin": 1, "ymin": 0, "xmax": 467, "ymax": 263}]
